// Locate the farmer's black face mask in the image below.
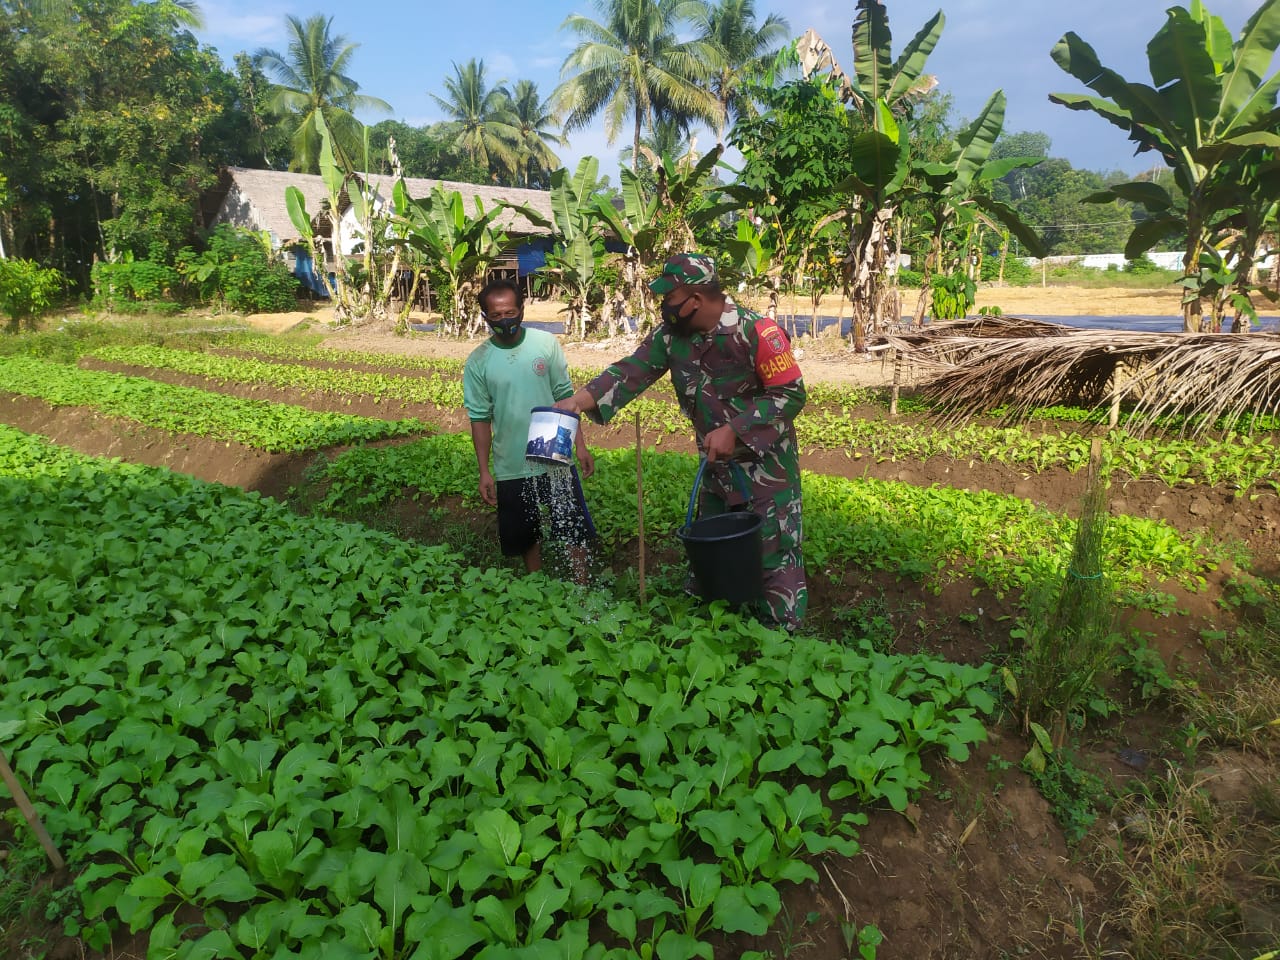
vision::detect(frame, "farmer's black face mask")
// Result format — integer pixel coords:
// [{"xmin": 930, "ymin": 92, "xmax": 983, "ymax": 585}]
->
[
  {"xmin": 485, "ymin": 312, "xmax": 523, "ymax": 338},
  {"xmin": 661, "ymin": 296, "xmax": 698, "ymax": 332}
]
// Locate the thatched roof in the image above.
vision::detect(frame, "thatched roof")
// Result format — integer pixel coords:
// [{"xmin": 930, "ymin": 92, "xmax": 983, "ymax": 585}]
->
[
  {"xmin": 205, "ymin": 166, "xmax": 554, "ymax": 245},
  {"xmin": 908, "ymin": 329, "xmax": 1280, "ymax": 437}
]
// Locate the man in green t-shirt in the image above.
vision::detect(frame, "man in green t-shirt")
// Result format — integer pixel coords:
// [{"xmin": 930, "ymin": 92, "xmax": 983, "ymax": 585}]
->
[{"xmin": 463, "ymin": 278, "xmax": 595, "ymax": 577}]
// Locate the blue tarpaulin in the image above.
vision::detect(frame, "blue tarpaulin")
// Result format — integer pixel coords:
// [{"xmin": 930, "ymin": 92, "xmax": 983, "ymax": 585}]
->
[
  {"xmin": 292, "ymin": 251, "xmax": 329, "ymax": 298},
  {"xmin": 515, "ymin": 238, "xmax": 553, "ymax": 276}
]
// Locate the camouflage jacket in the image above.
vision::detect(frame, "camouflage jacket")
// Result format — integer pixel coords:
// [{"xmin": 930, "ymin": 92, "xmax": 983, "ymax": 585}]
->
[{"xmin": 584, "ymin": 297, "xmax": 806, "ymax": 503}]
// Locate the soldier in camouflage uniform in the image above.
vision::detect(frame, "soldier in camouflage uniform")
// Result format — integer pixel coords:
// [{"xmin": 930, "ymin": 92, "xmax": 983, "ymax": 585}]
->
[{"xmin": 557, "ymin": 252, "xmax": 808, "ymax": 629}]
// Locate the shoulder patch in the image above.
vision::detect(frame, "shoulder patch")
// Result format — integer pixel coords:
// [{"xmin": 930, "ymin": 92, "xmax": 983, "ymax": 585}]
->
[{"xmin": 754, "ymin": 318, "xmax": 802, "ymax": 386}]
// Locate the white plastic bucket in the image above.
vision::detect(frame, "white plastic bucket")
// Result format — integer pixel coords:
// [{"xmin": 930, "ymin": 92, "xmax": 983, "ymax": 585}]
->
[{"xmin": 526, "ymin": 406, "xmax": 579, "ymax": 466}]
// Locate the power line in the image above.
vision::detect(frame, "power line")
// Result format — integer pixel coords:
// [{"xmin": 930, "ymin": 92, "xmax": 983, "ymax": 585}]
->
[{"xmin": 1021, "ymin": 218, "xmax": 1138, "ymax": 229}]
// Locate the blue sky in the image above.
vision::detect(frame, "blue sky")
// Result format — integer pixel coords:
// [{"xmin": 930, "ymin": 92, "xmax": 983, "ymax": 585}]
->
[{"xmin": 195, "ymin": 0, "xmax": 1266, "ymax": 180}]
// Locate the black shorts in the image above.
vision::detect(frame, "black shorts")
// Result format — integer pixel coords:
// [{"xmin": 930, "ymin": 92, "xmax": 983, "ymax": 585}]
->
[{"xmin": 495, "ymin": 470, "xmax": 596, "ymax": 557}]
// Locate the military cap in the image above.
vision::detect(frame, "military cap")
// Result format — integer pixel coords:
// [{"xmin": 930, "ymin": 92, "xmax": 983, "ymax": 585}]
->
[{"xmin": 649, "ymin": 252, "xmax": 718, "ymax": 295}]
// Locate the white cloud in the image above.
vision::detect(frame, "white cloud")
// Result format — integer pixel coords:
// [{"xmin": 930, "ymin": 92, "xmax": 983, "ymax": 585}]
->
[{"xmin": 197, "ymin": 0, "xmax": 288, "ymax": 52}]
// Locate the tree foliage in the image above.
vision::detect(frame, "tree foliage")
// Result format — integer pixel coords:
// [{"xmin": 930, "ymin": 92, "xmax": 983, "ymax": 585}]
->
[
  {"xmin": 0, "ymin": 258, "xmax": 64, "ymax": 330},
  {"xmin": 0, "ymin": 0, "xmax": 266, "ymax": 280},
  {"xmin": 253, "ymin": 14, "xmax": 391, "ymax": 174},
  {"xmin": 695, "ymin": 0, "xmax": 790, "ymax": 146},
  {"xmin": 554, "ymin": 0, "xmax": 721, "ymax": 169},
  {"xmin": 365, "ymin": 120, "xmax": 489, "ymax": 183},
  {"xmin": 1050, "ymin": 0, "xmax": 1280, "ymax": 330},
  {"xmin": 430, "ymin": 58, "xmax": 520, "ymax": 178}
]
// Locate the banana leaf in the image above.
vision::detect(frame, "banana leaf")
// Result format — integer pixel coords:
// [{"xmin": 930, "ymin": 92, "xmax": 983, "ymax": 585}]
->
[
  {"xmin": 851, "ymin": 0, "xmax": 892, "ymax": 102},
  {"xmin": 285, "ymin": 187, "xmax": 312, "ymax": 240},
  {"xmin": 1123, "ymin": 216, "xmax": 1184, "ymax": 260},
  {"xmin": 887, "ymin": 10, "xmax": 945, "ymax": 104},
  {"xmin": 1216, "ymin": 0, "xmax": 1280, "ymax": 121}
]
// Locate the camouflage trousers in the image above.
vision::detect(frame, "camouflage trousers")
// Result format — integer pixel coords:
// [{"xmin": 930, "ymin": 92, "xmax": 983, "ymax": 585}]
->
[{"xmin": 697, "ymin": 482, "xmax": 807, "ymax": 630}]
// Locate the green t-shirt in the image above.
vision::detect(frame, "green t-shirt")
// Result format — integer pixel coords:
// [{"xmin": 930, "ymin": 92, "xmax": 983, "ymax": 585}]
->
[{"xmin": 463, "ymin": 327, "xmax": 575, "ymax": 481}]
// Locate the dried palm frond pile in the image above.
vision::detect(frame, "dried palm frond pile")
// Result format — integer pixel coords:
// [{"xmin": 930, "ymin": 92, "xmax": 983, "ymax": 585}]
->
[
  {"xmin": 890, "ymin": 314, "xmax": 1077, "ymax": 345},
  {"xmin": 876, "ymin": 316, "xmax": 1079, "ymax": 370},
  {"xmin": 912, "ymin": 330, "xmax": 1280, "ymax": 437}
]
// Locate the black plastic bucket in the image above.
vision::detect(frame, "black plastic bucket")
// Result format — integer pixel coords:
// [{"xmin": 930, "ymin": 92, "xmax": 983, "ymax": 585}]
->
[{"xmin": 677, "ymin": 458, "xmax": 763, "ymax": 606}]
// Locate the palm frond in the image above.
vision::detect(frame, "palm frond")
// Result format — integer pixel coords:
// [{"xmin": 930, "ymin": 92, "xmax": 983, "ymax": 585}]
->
[{"xmin": 905, "ymin": 323, "xmax": 1280, "ymax": 437}]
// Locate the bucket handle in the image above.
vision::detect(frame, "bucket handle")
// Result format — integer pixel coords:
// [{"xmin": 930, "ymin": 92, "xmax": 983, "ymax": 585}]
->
[{"xmin": 684, "ymin": 457, "xmax": 752, "ymax": 529}]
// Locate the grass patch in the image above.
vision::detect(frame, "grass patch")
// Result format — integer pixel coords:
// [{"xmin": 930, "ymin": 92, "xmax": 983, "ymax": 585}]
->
[{"xmin": 1101, "ymin": 770, "xmax": 1260, "ymax": 960}]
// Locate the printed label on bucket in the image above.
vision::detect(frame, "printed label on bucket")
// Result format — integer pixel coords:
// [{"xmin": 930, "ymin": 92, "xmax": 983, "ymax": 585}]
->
[{"xmin": 526, "ymin": 406, "xmax": 578, "ymax": 466}]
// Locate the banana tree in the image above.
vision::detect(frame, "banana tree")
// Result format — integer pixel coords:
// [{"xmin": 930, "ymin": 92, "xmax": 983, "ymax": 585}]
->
[
  {"xmin": 1050, "ymin": 0, "xmax": 1280, "ymax": 331},
  {"xmin": 653, "ymin": 145, "xmax": 725, "ymax": 253},
  {"xmin": 910, "ymin": 90, "xmax": 1045, "ymax": 325},
  {"xmin": 1210, "ymin": 149, "xmax": 1280, "ymax": 330},
  {"xmin": 396, "ymin": 183, "xmax": 510, "ymax": 337},
  {"xmin": 722, "ymin": 215, "xmax": 782, "ymax": 316},
  {"xmin": 800, "ymin": 0, "xmax": 946, "ymax": 350},
  {"xmin": 531, "ymin": 157, "xmax": 605, "ymax": 340},
  {"xmin": 284, "ymin": 113, "xmax": 399, "ymax": 325},
  {"xmin": 591, "ymin": 165, "xmax": 659, "ymax": 329}
]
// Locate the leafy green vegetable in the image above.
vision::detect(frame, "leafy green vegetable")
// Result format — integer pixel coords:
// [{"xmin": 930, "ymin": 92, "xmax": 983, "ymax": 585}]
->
[
  {"xmin": 0, "ymin": 355, "xmax": 425, "ymax": 451},
  {"xmin": 0, "ymin": 424, "xmax": 994, "ymax": 958}
]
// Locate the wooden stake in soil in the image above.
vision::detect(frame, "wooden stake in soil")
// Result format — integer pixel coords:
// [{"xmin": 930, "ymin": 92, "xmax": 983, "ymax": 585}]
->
[
  {"xmin": 635, "ymin": 412, "xmax": 646, "ymax": 605},
  {"xmin": 891, "ymin": 354, "xmax": 902, "ymax": 416},
  {"xmin": 0, "ymin": 748, "xmax": 65, "ymax": 869}
]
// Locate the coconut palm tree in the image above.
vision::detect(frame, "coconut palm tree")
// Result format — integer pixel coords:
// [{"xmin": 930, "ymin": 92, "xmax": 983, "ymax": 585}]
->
[
  {"xmin": 619, "ymin": 115, "xmax": 696, "ymax": 171},
  {"xmin": 508, "ymin": 79, "xmax": 564, "ymax": 188},
  {"xmin": 554, "ymin": 0, "xmax": 721, "ymax": 170},
  {"xmin": 431, "ymin": 58, "xmax": 521, "ymax": 182},
  {"xmin": 253, "ymin": 14, "xmax": 391, "ymax": 174},
  {"xmin": 696, "ymin": 0, "xmax": 789, "ymax": 147}
]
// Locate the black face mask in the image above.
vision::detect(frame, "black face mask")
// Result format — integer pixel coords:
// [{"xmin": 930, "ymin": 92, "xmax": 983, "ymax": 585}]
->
[
  {"xmin": 485, "ymin": 312, "xmax": 523, "ymax": 338},
  {"xmin": 661, "ymin": 296, "xmax": 697, "ymax": 332}
]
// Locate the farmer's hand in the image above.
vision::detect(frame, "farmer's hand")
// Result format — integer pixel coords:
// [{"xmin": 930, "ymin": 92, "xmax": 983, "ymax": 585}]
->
[
  {"xmin": 704, "ymin": 424, "xmax": 737, "ymax": 463},
  {"xmin": 556, "ymin": 388, "xmax": 595, "ymax": 416},
  {"xmin": 577, "ymin": 445, "xmax": 595, "ymax": 479},
  {"xmin": 478, "ymin": 471, "xmax": 497, "ymax": 506}
]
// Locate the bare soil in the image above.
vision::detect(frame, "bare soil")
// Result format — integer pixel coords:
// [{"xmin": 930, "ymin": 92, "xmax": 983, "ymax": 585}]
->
[{"xmin": 3, "ymin": 293, "xmax": 1279, "ymax": 960}]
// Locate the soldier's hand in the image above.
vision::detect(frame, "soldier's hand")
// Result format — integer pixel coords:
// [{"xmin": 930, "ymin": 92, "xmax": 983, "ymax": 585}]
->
[
  {"xmin": 556, "ymin": 388, "xmax": 595, "ymax": 416},
  {"xmin": 704, "ymin": 424, "xmax": 737, "ymax": 463}
]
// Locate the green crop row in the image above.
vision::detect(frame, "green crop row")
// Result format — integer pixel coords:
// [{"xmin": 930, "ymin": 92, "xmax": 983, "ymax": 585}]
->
[
  {"xmin": 108, "ymin": 338, "xmax": 1280, "ymax": 491},
  {"xmin": 311, "ymin": 435, "xmax": 1219, "ymax": 598},
  {"xmin": 213, "ymin": 335, "xmax": 871, "ymax": 409},
  {"xmin": 85, "ymin": 344, "xmax": 714, "ymax": 439},
  {"xmin": 0, "ymin": 355, "xmax": 425, "ymax": 452},
  {"xmin": 109, "ymin": 342, "xmax": 1280, "ymax": 491},
  {"xmin": 222, "ymin": 340, "xmax": 1280, "ymax": 489},
  {"xmin": 996, "ymin": 402, "xmax": 1280, "ymax": 436},
  {"xmin": 90, "ymin": 344, "xmax": 466, "ymax": 408},
  {"xmin": 1, "ymin": 424, "xmax": 993, "ymax": 959},
  {"xmin": 798, "ymin": 411, "xmax": 1280, "ymax": 491},
  {"xmin": 213, "ymin": 332, "xmax": 469, "ymax": 376}
]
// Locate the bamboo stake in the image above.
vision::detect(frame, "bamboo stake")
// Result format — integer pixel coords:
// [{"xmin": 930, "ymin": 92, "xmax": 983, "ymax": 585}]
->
[
  {"xmin": 635, "ymin": 412, "xmax": 646, "ymax": 605},
  {"xmin": 890, "ymin": 354, "xmax": 901, "ymax": 416},
  {"xmin": 0, "ymin": 748, "xmax": 65, "ymax": 869},
  {"xmin": 1109, "ymin": 364, "xmax": 1126, "ymax": 430}
]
